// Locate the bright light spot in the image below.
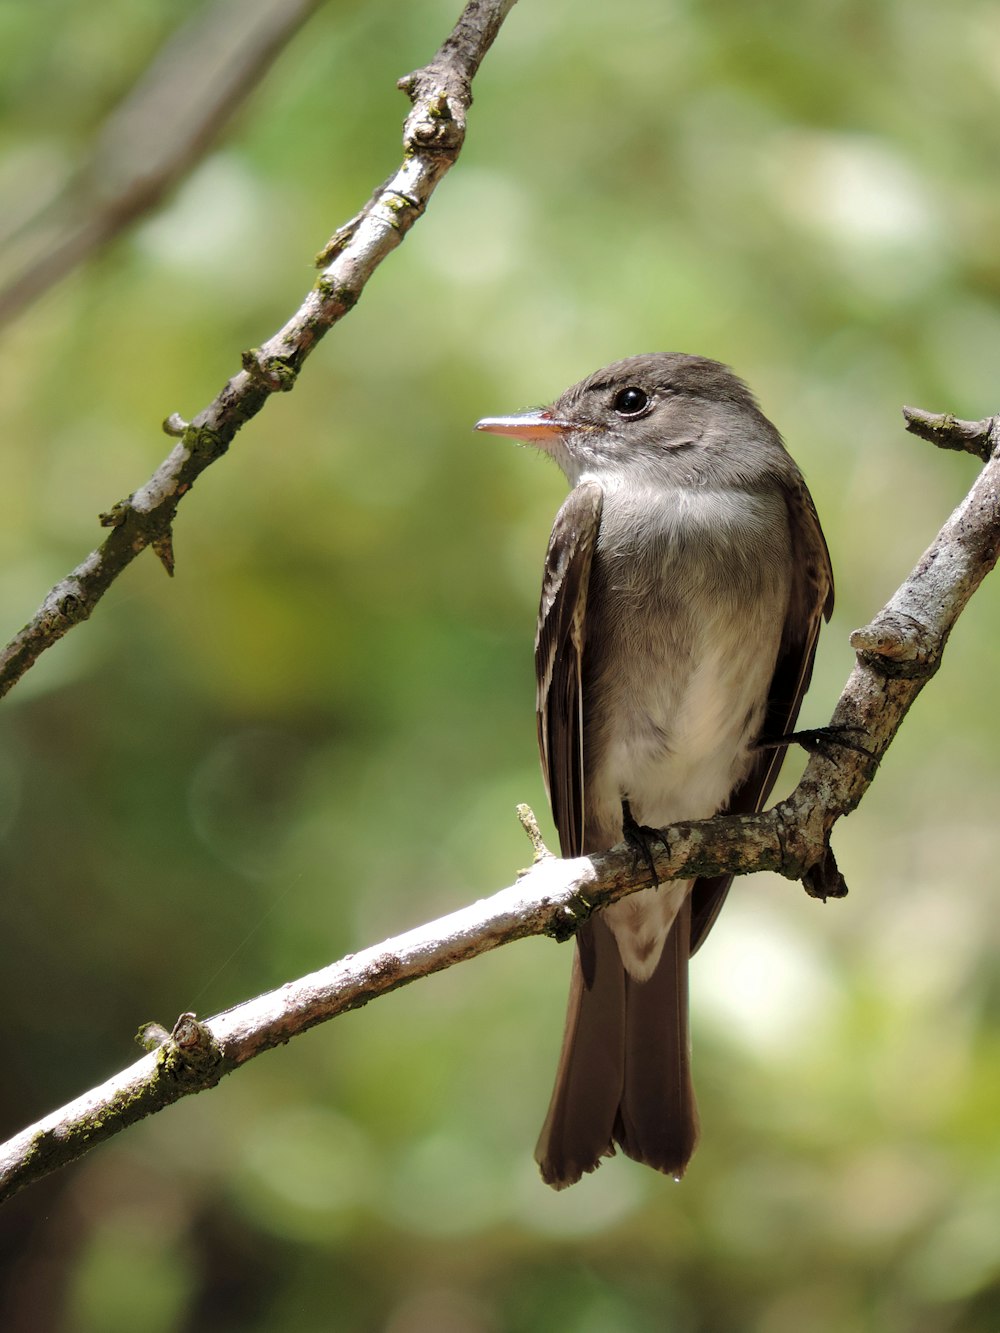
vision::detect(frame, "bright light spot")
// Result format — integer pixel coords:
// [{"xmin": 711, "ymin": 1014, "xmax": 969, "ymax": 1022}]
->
[
  {"xmin": 693, "ymin": 892, "xmax": 842, "ymax": 1057},
  {"xmin": 237, "ymin": 1106, "xmax": 377, "ymax": 1240},
  {"xmin": 763, "ymin": 130, "xmax": 940, "ymax": 251},
  {"xmin": 515, "ymin": 1151, "xmax": 646, "ymax": 1236},
  {"xmin": 135, "ymin": 153, "xmax": 267, "ymax": 271},
  {"xmin": 410, "ymin": 167, "xmax": 535, "ymax": 285},
  {"xmin": 388, "ymin": 1132, "xmax": 513, "ymax": 1235}
]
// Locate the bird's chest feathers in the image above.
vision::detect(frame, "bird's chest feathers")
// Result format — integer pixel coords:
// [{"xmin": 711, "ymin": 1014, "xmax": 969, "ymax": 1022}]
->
[{"xmin": 583, "ymin": 486, "xmax": 791, "ymax": 801}]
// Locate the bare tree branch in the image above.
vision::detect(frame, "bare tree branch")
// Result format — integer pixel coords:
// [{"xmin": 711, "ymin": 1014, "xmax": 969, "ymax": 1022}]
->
[
  {"xmin": 0, "ymin": 0, "xmax": 520, "ymax": 702},
  {"xmin": 1, "ymin": 409, "xmax": 996, "ymax": 1204},
  {"xmin": 0, "ymin": 0, "xmax": 325, "ymax": 328}
]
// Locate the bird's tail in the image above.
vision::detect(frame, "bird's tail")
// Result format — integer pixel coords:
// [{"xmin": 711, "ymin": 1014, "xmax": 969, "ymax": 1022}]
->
[{"xmin": 535, "ymin": 899, "xmax": 699, "ymax": 1189}]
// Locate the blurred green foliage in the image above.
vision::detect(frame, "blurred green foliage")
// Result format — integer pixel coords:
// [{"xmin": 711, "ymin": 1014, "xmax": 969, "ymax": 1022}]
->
[{"xmin": 2, "ymin": 0, "xmax": 1000, "ymax": 1329}]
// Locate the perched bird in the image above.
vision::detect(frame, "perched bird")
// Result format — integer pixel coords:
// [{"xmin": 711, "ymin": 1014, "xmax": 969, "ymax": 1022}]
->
[{"xmin": 476, "ymin": 353, "xmax": 833, "ymax": 1189}]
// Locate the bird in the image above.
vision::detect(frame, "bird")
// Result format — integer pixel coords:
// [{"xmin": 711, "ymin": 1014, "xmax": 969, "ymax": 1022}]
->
[{"xmin": 475, "ymin": 353, "xmax": 833, "ymax": 1189}]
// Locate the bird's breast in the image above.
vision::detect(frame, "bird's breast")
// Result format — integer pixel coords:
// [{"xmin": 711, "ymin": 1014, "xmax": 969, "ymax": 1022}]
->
[{"xmin": 581, "ymin": 484, "xmax": 792, "ymax": 841}]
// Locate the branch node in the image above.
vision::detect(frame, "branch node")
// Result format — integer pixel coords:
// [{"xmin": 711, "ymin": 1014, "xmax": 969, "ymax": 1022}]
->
[
  {"xmin": 902, "ymin": 405, "xmax": 996, "ymax": 462},
  {"xmin": 240, "ymin": 348, "xmax": 298, "ymax": 393},
  {"xmin": 98, "ymin": 499, "xmax": 132, "ymax": 529},
  {"xmin": 516, "ymin": 804, "xmax": 552, "ymax": 863},
  {"xmin": 162, "ymin": 412, "xmax": 188, "ymax": 438},
  {"xmin": 157, "ymin": 1012, "xmax": 223, "ymax": 1082},
  {"xmin": 850, "ymin": 610, "xmax": 936, "ymax": 675},
  {"xmin": 399, "ymin": 68, "xmax": 468, "ymax": 154},
  {"xmin": 171, "ymin": 1012, "xmax": 208, "ymax": 1050},
  {"xmin": 56, "ymin": 592, "xmax": 83, "ymax": 622},
  {"xmin": 547, "ymin": 895, "xmax": 593, "ymax": 943},
  {"xmin": 411, "ymin": 92, "xmax": 455, "ymax": 144},
  {"xmin": 151, "ymin": 529, "xmax": 176, "ymax": 578},
  {"xmin": 801, "ymin": 843, "xmax": 849, "ymax": 902},
  {"xmin": 186, "ymin": 422, "xmax": 227, "ymax": 464},
  {"xmin": 407, "ymin": 107, "xmax": 465, "ymax": 152}
]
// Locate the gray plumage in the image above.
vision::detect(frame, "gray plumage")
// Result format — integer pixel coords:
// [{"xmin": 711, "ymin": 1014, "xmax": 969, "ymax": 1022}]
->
[{"xmin": 476, "ymin": 353, "xmax": 833, "ymax": 1189}]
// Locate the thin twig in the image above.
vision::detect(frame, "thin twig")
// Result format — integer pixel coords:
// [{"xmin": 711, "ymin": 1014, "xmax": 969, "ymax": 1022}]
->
[
  {"xmin": 1, "ymin": 407, "xmax": 997, "ymax": 1204},
  {"xmin": 0, "ymin": 0, "xmax": 520, "ymax": 701},
  {"xmin": 902, "ymin": 405, "xmax": 998, "ymax": 462}
]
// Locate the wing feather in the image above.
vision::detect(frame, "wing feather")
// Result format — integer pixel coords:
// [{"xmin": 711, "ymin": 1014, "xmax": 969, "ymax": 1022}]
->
[
  {"xmin": 690, "ymin": 475, "xmax": 834, "ymax": 952},
  {"xmin": 535, "ymin": 482, "xmax": 603, "ymax": 861}
]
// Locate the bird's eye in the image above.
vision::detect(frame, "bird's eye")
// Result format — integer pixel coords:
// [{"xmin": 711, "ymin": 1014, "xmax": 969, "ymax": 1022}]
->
[{"xmin": 612, "ymin": 386, "xmax": 650, "ymax": 418}]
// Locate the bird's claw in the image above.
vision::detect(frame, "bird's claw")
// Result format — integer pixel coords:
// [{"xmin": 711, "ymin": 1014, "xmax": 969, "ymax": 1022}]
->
[
  {"xmin": 757, "ymin": 724, "xmax": 875, "ymax": 761},
  {"xmin": 621, "ymin": 798, "xmax": 667, "ymax": 887}
]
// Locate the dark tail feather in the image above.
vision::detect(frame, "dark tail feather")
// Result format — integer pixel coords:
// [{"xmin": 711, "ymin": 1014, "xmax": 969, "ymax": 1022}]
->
[
  {"xmin": 535, "ymin": 917, "xmax": 625, "ymax": 1189},
  {"xmin": 615, "ymin": 895, "xmax": 700, "ymax": 1177},
  {"xmin": 535, "ymin": 904, "xmax": 699, "ymax": 1190}
]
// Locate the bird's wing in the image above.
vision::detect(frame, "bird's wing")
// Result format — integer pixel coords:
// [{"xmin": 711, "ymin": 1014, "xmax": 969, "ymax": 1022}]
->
[
  {"xmin": 690, "ymin": 474, "xmax": 834, "ymax": 952},
  {"xmin": 535, "ymin": 481, "xmax": 604, "ymax": 861}
]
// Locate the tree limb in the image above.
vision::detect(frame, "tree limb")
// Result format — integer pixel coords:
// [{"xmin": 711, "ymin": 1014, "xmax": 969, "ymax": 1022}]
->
[
  {"xmin": 0, "ymin": 0, "xmax": 326, "ymax": 328},
  {"xmin": 0, "ymin": 408, "xmax": 996, "ymax": 1204},
  {"xmin": 0, "ymin": 0, "xmax": 520, "ymax": 702}
]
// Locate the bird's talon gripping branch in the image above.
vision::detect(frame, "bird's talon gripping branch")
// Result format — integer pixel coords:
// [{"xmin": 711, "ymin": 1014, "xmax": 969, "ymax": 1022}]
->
[
  {"xmin": 621, "ymin": 798, "xmax": 668, "ymax": 887},
  {"xmin": 760, "ymin": 723, "xmax": 874, "ymax": 761}
]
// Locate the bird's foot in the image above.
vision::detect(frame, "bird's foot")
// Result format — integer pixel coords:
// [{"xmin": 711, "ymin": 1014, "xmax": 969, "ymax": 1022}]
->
[
  {"xmin": 621, "ymin": 798, "xmax": 667, "ymax": 887},
  {"xmin": 757, "ymin": 724, "xmax": 875, "ymax": 761}
]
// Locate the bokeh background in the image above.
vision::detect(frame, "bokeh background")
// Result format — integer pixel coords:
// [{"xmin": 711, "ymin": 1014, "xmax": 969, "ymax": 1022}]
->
[{"xmin": 2, "ymin": 0, "xmax": 1000, "ymax": 1329}]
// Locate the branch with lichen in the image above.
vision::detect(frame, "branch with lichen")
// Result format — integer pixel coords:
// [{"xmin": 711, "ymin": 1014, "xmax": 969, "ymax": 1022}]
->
[
  {"xmin": 0, "ymin": 404, "xmax": 996, "ymax": 1204},
  {"xmin": 0, "ymin": 0, "xmax": 520, "ymax": 701}
]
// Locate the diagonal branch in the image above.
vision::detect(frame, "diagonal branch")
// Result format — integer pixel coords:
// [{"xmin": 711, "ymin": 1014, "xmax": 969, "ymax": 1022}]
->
[
  {"xmin": 0, "ymin": 0, "xmax": 520, "ymax": 702},
  {"xmin": 0, "ymin": 0, "xmax": 326, "ymax": 328},
  {"xmin": 1, "ymin": 407, "xmax": 997, "ymax": 1204}
]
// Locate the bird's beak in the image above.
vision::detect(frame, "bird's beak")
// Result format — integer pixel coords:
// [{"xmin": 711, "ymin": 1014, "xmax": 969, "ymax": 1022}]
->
[{"xmin": 474, "ymin": 409, "xmax": 573, "ymax": 442}]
